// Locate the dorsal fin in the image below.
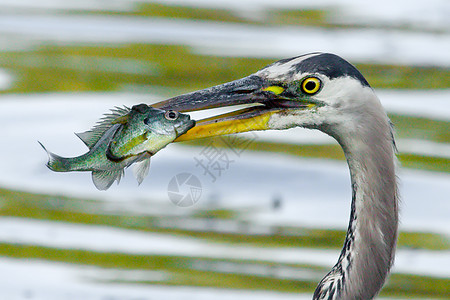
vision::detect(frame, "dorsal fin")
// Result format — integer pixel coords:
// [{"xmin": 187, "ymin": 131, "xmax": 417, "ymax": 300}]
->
[{"xmin": 75, "ymin": 106, "xmax": 130, "ymax": 149}]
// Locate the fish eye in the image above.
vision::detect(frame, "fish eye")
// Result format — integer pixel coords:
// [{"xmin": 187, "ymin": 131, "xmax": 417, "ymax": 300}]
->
[
  {"xmin": 164, "ymin": 110, "xmax": 179, "ymax": 120},
  {"xmin": 301, "ymin": 77, "xmax": 322, "ymax": 95},
  {"xmin": 143, "ymin": 117, "xmax": 149, "ymax": 124}
]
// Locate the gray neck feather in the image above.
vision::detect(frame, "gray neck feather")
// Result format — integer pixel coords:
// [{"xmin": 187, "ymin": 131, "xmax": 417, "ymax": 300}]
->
[{"xmin": 313, "ymin": 101, "xmax": 399, "ymax": 299}]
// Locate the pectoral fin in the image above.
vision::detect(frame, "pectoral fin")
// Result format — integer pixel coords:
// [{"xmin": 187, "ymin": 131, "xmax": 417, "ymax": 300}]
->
[
  {"xmin": 133, "ymin": 156, "xmax": 151, "ymax": 185},
  {"xmin": 91, "ymin": 169, "xmax": 124, "ymax": 190}
]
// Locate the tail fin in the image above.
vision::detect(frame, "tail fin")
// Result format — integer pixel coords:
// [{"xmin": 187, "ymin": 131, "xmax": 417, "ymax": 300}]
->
[{"xmin": 38, "ymin": 141, "xmax": 70, "ymax": 172}]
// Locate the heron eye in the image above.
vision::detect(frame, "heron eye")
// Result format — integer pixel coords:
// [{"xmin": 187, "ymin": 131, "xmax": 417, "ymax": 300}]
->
[
  {"xmin": 164, "ymin": 110, "xmax": 179, "ymax": 120},
  {"xmin": 301, "ymin": 77, "xmax": 321, "ymax": 95}
]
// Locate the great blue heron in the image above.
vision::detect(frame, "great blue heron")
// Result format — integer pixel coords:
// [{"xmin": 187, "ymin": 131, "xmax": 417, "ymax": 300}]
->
[{"xmin": 154, "ymin": 53, "xmax": 398, "ymax": 299}]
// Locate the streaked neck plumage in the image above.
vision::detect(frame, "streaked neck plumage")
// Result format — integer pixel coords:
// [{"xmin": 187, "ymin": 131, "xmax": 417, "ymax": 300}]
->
[{"xmin": 313, "ymin": 93, "xmax": 399, "ymax": 299}]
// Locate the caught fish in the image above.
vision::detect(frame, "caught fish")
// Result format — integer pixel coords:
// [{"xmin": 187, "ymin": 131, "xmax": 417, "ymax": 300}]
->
[
  {"xmin": 107, "ymin": 104, "xmax": 193, "ymax": 160},
  {"xmin": 106, "ymin": 104, "xmax": 195, "ymax": 183},
  {"xmin": 40, "ymin": 104, "xmax": 195, "ymax": 190}
]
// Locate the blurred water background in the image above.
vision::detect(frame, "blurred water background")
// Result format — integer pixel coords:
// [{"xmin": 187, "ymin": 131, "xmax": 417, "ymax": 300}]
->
[{"xmin": 0, "ymin": 0, "xmax": 449, "ymax": 299}]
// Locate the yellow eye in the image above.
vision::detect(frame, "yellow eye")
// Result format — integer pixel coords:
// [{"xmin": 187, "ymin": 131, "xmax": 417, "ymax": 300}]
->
[{"xmin": 301, "ymin": 77, "xmax": 321, "ymax": 95}]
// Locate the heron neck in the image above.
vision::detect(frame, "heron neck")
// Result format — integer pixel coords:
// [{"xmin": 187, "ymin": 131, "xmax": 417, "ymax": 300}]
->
[{"xmin": 314, "ymin": 120, "xmax": 398, "ymax": 299}]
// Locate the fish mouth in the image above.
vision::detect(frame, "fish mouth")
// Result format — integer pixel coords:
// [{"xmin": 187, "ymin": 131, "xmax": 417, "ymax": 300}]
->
[
  {"xmin": 152, "ymin": 75, "xmax": 314, "ymax": 141},
  {"xmin": 175, "ymin": 119, "xmax": 196, "ymax": 137}
]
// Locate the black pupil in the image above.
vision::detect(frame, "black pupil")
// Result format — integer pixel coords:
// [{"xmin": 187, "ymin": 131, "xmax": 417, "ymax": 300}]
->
[
  {"xmin": 143, "ymin": 117, "xmax": 149, "ymax": 124},
  {"xmin": 168, "ymin": 111, "xmax": 177, "ymax": 119},
  {"xmin": 305, "ymin": 80, "xmax": 316, "ymax": 91}
]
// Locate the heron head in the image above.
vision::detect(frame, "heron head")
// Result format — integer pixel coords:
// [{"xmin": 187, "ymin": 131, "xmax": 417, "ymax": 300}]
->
[{"xmin": 153, "ymin": 53, "xmax": 381, "ymax": 141}]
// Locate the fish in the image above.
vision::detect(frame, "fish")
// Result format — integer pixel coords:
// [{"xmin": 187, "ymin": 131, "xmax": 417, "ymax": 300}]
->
[
  {"xmin": 106, "ymin": 104, "xmax": 195, "ymax": 183},
  {"xmin": 40, "ymin": 104, "xmax": 195, "ymax": 190}
]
